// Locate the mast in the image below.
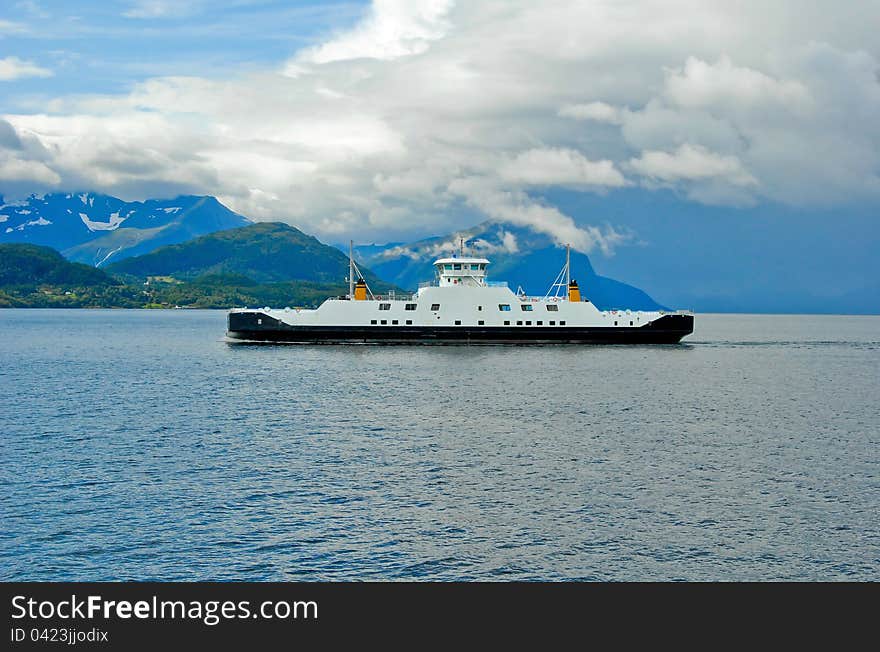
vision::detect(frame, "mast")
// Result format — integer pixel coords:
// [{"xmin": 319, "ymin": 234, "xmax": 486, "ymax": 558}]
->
[
  {"xmin": 349, "ymin": 239, "xmax": 354, "ymax": 300},
  {"xmin": 565, "ymin": 244, "xmax": 571, "ymax": 301},
  {"xmin": 460, "ymin": 237, "xmax": 464, "ymax": 257}
]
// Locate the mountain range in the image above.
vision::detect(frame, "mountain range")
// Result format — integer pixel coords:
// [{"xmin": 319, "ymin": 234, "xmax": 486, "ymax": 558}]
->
[
  {"xmin": 0, "ymin": 222, "xmax": 399, "ymax": 308},
  {"xmin": 353, "ymin": 222, "xmax": 665, "ymax": 311},
  {"xmin": 0, "ymin": 193, "xmax": 250, "ymax": 267},
  {"xmin": 0, "ymin": 191, "xmax": 670, "ymax": 310}
]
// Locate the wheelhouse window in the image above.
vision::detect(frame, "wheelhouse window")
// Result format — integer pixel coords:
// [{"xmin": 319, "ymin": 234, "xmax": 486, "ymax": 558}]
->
[
  {"xmin": 521, "ymin": 304, "xmax": 533, "ymax": 311},
  {"xmin": 470, "ymin": 264, "xmax": 479, "ymax": 270},
  {"xmin": 498, "ymin": 304, "xmax": 511, "ymax": 311},
  {"xmin": 546, "ymin": 304, "xmax": 558, "ymax": 312},
  {"xmin": 405, "ymin": 303, "xmax": 417, "ymax": 311},
  {"xmin": 453, "ymin": 263, "xmax": 462, "ymax": 270},
  {"xmin": 379, "ymin": 303, "xmax": 391, "ymax": 310},
  {"xmin": 430, "ymin": 303, "xmax": 440, "ymax": 311},
  {"xmin": 444, "ymin": 264, "xmax": 453, "ymax": 270}
]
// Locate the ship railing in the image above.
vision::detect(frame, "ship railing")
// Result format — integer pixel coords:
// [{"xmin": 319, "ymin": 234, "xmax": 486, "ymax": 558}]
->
[
  {"xmin": 486, "ymin": 281, "xmax": 509, "ymax": 288},
  {"xmin": 418, "ymin": 281, "xmax": 434, "ymax": 289},
  {"xmin": 370, "ymin": 293, "xmax": 419, "ymax": 301}
]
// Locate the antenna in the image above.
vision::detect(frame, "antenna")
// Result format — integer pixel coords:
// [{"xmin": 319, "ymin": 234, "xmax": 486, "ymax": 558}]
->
[
  {"xmin": 460, "ymin": 237, "xmax": 464, "ymax": 257},
  {"xmin": 543, "ymin": 244, "xmax": 571, "ymax": 301},
  {"xmin": 348, "ymin": 239, "xmax": 354, "ymax": 300},
  {"xmin": 566, "ymin": 243, "xmax": 571, "ymax": 301}
]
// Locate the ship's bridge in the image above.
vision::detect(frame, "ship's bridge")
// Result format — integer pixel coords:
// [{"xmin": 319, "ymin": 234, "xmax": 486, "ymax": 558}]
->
[{"xmin": 433, "ymin": 257, "xmax": 491, "ymax": 287}]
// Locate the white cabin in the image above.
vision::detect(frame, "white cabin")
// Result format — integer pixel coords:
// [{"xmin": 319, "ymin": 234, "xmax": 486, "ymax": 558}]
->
[{"xmin": 432, "ymin": 257, "xmax": 491, "ymax": 287}]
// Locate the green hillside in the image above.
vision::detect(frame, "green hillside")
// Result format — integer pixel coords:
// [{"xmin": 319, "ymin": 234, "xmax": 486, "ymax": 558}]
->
[
  {"xmin": 0, "ymin": 243, "xmax": 113, "ymax": 287},
  {"xmin": 0, "ymin": 243, "xmax": 146, "ymax": 307},
  {"xmin": 1, "ymin": 225, "xmax": 400, "ymax": 309},
  {"xmin": 107, "ymin": 222, "xmax": 391, "ymax": 288}
]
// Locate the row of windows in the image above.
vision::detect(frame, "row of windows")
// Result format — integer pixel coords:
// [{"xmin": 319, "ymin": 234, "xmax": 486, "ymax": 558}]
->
[
  {"xmin": 498, "ymin": 304, "xmax": 559, "ymax": 312},
  {"xmin": 368, "ymin": 320, "xmax": 567, "ymax": 326},
  {"xmin": 443, "ymin": 263, "xmax": 486, "ymax": 271},
  {"xmin": 379, "ymin": 303, "xmax": 562, "ymax": 312}
]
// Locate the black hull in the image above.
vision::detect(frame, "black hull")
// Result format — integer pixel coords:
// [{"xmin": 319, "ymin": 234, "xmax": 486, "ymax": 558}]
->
[{"xmin": 227, "ymin": 312, "xmax": 693, "ymax": 345}]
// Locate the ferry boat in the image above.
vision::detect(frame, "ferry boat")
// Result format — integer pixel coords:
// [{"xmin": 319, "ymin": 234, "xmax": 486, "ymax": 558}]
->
[{"xmin": 227, "ymin": 243, "xmax": 693, "ymax": 344}]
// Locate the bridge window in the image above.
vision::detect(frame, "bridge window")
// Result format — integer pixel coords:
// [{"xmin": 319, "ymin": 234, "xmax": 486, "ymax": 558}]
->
[
  {"xmin": 444, "ymin": 264, "xmax": 452, "ymax": 270},
  {"xmin": 405, "ymin": 303, "xmax": 417, "ymax": 311},
  {"xmin": 379, "ymin": 303, "xmax": 391, "ymax": 310},
  {"xmin": 470, "ymin": 264, "xmax": 479, "ymax": 270},
  {"xmin": 546, "ymin": 304, "xmax": 558, "ymax": 312},
  {"xmin": 453, "ymin": 263, "xmax": 462, "ymax": 270},
  {"xmin": 431, "ymin": 303, "xmax": 440, "ymax": 311},
  {"xmin": 498, "ymin": 304, "xmax": 511, "ymax": 311},
  {"xmin": 521, "ymin": 305, "xmax": 533, "ymax": 311}
]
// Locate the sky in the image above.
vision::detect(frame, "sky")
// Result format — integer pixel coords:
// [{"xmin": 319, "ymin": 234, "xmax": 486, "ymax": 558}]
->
[{"xmin": 1, "ymin": 1, "xmax": 878, "ymax": 310}]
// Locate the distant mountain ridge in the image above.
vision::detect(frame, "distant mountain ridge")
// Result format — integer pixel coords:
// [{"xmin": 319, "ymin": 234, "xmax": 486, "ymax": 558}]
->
[
  {"xmin": 354, "ymin": 221, "xmax": 667, "ymax": 311},
  {"xmin": 0, "ymin": 192, "xmax": 250, "ymax": 267},
  {"xmin": 107, "ymin": 222, "xmax": 396, "ymax": 291}
]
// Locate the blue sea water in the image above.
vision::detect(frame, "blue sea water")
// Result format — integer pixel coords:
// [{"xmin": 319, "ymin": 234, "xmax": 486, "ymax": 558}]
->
[{"xmin": 0, "ymin": 309, "xmax": 878, "ymax": 581}]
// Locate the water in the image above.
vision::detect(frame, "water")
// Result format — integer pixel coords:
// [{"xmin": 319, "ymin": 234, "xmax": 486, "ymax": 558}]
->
[{"xmin": 1, "ymin": 309, "xmax": 878, "ymax": 581}]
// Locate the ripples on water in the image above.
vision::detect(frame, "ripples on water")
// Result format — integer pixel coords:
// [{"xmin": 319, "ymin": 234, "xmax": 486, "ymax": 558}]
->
[{"xmin": 1, "ymin": 310, "xmax": 878, "ymax": 581}]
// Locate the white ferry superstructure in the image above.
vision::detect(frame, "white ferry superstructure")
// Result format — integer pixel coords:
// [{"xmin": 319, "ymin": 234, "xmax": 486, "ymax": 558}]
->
[{"xmin": 227, "ymin": 244, "xmax": 693, "ymax": 344}]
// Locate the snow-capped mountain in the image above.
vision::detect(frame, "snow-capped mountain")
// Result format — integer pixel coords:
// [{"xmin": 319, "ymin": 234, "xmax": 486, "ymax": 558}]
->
[
  {"xmin": 0, "ymin": 193, "xmax": 250, "ymax": 266},
  {"xmin": 353, "ymin": 221, "xmax": 667, "ymax": 311}
]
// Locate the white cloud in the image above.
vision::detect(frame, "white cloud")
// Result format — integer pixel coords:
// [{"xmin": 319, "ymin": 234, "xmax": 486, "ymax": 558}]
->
[
  {"xmin": 664, "ymin": 55, "xmax": 811, "ymax": 113},
  {"xmin": 629, "ymin": 144, "xmax": 757, "ymax": 186},
  {"xmin": 558, "ymin": 102, "xmax": 624, "ymax": 125},
  {"xmin": 292, "ymin": 0, "xmax": 454, "ymax": 66},
  {"xmin": 0, "ymin": 158, "xmax": 60, "ymax": 185},
  {"xmin": 499, "ymin": 148, "xmax": 627, "ymax": 189},
  {"xmin": 0, "ymin": 56, "xmax": 52, "ymax": 81},
  {"xmin": 2, "ymin": 0, "xmax": 880, "ymax": 248},
  {"xmin": 122, "ymin": 1, "xmax": 199, "ymax": 19}
]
